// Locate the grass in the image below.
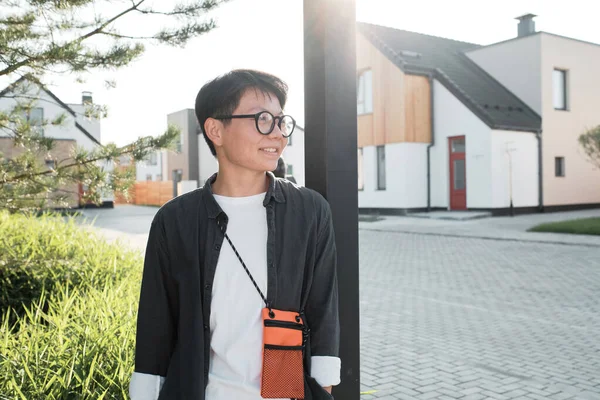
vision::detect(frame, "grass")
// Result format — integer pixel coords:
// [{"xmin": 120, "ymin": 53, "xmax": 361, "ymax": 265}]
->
[
  {"xmin": 0, "ymin": 211, "xmax": 142, "ymax": 399},
  {"xmin": 528, "ymin": 217, "xmax": 600, "ymax": 236}
]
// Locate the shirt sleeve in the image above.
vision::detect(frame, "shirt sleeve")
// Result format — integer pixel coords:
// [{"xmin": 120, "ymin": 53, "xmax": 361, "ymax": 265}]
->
[
  {"xmin": 305, "ymin": 197, "xmax": 341, "ymax": 385},
  {"xmin": 311, "ymin": 356, "xmax": 342, "ymax": 387},
  {"xmin": 129, "ymin": 372, "xmax": 165, "ymax": 400},
  {"xmin": 129, "ymin": 212, "xmax": 178, "ymax": 398}
]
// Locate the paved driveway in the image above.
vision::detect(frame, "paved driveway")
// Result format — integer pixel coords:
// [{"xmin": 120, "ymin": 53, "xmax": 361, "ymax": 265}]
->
[
  {"xmin": 359, "ymin": 229, "xmax": 600, "ymax": 400},
  {"xmin": 79, "ymin": 206, "xmax": 600, "ymax": 400}
]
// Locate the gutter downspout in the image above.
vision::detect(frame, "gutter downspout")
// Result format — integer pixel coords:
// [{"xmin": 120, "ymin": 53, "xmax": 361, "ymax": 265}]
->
[
  {"xmin": 426, "ymin": 73, "xmax": 435, "ymax": 211},
  {"xmin": 536, "ymin": 129, "xmax": 544, "ymax": 212}
]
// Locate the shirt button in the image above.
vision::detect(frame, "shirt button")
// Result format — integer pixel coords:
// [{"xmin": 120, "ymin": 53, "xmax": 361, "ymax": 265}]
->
[
  {"xmin": 214, "ymin": 244, "xmax": 221, "ymax": 251},
  {"xmin": 205, "ymin": 284, "xmax": 211, "ymax": 290},
  {"xmin": 204, "ymin": 325, "xmax": 209, "ymax": 330}
]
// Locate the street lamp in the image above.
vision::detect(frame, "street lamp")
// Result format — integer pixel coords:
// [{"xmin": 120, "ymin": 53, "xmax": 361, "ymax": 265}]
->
[{"xmin": 304, "ymin": 0, "xmax": 360, "ymax": 398}]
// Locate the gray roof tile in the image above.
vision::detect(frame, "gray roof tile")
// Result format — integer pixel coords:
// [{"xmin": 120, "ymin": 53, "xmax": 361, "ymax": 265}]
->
[{"xmin": 358, "ymin": 23, "xmax": 542, "ymax": 132}]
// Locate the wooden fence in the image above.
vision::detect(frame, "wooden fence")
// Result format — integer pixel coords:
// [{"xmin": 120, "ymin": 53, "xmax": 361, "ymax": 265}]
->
[{"xmin": 115, "ymin": 181, "xmax": 174, "ymax": 206}]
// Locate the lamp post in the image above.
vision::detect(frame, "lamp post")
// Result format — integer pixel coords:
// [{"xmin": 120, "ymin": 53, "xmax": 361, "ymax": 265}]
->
[{"xmin": 303, "ymin": 0, "xmax": 360, "ymax": 398}]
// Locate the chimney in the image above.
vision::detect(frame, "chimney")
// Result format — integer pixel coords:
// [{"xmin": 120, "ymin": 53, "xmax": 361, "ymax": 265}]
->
[
  {"xmin": 82, "ymin": 91, "xmax": 93, "ymax": 104},
  {"xmin": 516, "ymin": 14, "xmax": 537, "ymax": 37}
]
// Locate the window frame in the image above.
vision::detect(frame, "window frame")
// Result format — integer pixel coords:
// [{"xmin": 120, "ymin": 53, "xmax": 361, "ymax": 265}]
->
[
  {"xmin": 357, "ymin": 69, "xmax": 373, "ymax": 115},
  {"xmin": 555, "ymin": 156, "xmax": 565, "ymax": 177},
  {"xmin": 21, "ymin": 107, "xmax": 44, "ymax": 136},
  {"xmin": 376, "ymin": 145, "xmax": 386, "ymax": 190},
  {"xmin": 553, "ymin": 68, "xmax": 568, "ymax": 111}
]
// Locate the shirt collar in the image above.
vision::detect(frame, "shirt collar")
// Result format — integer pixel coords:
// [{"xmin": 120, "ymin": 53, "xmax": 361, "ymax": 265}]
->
[{"xmin": 203, "ymin": 171, "xmax": 285, "ymax": 219}]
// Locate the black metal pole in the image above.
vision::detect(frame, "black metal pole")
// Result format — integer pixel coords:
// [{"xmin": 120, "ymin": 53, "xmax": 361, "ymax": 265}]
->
[{"xmin": 303, "ymin": 0, "xmax": 360, "ymax": 399}]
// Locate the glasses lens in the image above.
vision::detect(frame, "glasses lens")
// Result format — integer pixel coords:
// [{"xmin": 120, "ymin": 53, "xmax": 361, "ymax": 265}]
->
[
  {"xmin": 257, "ymin": 112, "xmax": 274, "ymax": 134},
  {"xmin": 281, "ymin": 116, "xmax": 295, "ymax": 136}
]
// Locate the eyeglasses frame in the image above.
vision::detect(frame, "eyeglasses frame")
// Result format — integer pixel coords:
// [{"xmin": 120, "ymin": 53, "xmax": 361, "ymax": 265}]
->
[{"xmin": 213, "ymin": 111, "xmax": 296, "ymax": 137}]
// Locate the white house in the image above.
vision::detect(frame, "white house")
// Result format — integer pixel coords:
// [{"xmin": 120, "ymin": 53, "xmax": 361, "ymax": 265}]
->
[
  {"xmin": 0, "ymin": 76, "xmax": 111, "ymax": 207},
  {"xmin": 466, "ymin": 14, "xmax": 600, "ymax": 209},
  {"xmin": 354, "ymin": 16, "xmax": 600, "ymax": 215},
  {"xmin": 136, "ymin": 150, "xmax": 163, "ymax": 182},
  {"xmin": 0, "ymin": 77, "xmax": 102, "ymax": 151}
]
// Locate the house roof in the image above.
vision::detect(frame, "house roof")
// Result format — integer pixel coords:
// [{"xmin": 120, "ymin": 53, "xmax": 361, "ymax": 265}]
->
[
  {"xmin": 0, "ymin": 76, "xmax": 102, "ymax": 146},
  {"xmin": 357, "ymin": 23, "xmax": 542, "ymax": 133}
]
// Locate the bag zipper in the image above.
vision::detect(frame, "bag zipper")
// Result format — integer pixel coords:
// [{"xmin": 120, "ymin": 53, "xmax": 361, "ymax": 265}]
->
[
  {"xmin": 264, "ymin": 344, "xmax": 304, "ymax": 351},
  {"xmin": 264, "ymin": 319, "xmax": 305, "ymax": 330}
]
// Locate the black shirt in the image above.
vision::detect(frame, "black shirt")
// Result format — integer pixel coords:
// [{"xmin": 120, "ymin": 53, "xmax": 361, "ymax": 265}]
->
[{"xmin": 132, "ymin": 172, "xmax": 340, "ymax": 399}]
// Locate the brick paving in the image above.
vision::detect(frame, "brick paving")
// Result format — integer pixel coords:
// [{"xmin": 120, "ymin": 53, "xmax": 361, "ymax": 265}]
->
[
  {"xmin": 359, "ymin": 228, "xmax": 600, "ymax": 400},
  {"xmin": 80, "ymin": 206, "xmax": 600, "ymax": 400}
]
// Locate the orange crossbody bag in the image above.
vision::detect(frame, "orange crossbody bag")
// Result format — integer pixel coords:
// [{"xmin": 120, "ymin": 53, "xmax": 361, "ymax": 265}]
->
[{"xmin": 223, "ymin": 231, "xmax": 307, "ymax": 399}]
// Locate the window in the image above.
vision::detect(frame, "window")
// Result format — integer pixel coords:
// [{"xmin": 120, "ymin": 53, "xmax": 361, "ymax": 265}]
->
[
  {"xmin": 453, "ymin": 160, "xmax": 466, "ymax": 190},
  {"xmin": 553, "ymin": 69, "xmax": 567, "ymax": 110},
  {"xmin": 451, "ymin": 137, "xmax": 465, "ymax": 153},
  {"xmin": 358, "ymin": 148, "xmax": 364, "ymax": 190},
  {"xmin": 177, "ymin": 132, "xmax": 184, "ymax": 153},
  {"xmin": 287, "ymin": 164, "xmax": 294, "ymax": 176},
  {"xmin": 45, "ymin": 159, "xmax": 56, "ymax": 170},
  {"xmin": 555, "ymin": 157, "xmax": 565, "ymax": 177},
  {"xmin": 376, "ymin": 146, "xmax": 386, "ymax": 190},
  {"xmin": 21, "ymin": 107, "xmax": 44, "ymax": 135},
  {"xmin": 357, "ymin": 69, "xmax": 373, "ymax": 115},
  {"xmin": 146, "ymin": 152, "xmax": 158, "ymax": 166}
]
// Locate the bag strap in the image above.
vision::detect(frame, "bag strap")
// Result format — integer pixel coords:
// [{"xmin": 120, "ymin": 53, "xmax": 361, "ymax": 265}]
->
[{"xmin": 222, "ymin": 231, "xmax": 272, "ymax": 312}]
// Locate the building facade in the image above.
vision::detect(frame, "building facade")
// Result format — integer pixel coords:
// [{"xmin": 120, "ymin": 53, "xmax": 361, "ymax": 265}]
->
[{"xmin": 356, "ymin": 15, "xmax": 600, "ymax": 215}]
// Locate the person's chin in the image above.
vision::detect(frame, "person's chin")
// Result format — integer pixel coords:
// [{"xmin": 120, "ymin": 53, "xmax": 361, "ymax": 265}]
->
[{"xmin": 258, "ymin": 156, "xmax": 280, "ymax": 171}]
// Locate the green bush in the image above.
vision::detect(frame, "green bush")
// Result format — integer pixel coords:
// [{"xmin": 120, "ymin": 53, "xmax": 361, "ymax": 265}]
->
[
  {"xmin": 0, "ymin": 211, "xmax": 142, "ymax": 399},
  {"xmin": 0, "ymin": 212, "xmax": 136, "ymax": 320}
]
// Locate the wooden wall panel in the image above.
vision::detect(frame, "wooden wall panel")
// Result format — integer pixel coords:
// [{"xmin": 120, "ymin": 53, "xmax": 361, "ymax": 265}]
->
[
  {"xmin": 404, "ymin": 75, "xmax": 432, "ymax": 144},
  {"xmin": 356, "ymin": 33, "xmax": 431, "ymax": 147},
  {"xmin": 125, "ymin": 181, "xmax": 174, "ymax": 207},
  {"xmin": 357, "ymin": 114, "xmax": 373, "ymax": 148}
]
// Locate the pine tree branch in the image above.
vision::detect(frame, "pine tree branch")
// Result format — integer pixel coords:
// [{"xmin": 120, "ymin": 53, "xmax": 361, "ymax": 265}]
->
[
  {"xmin": 0, "ymin": 0, "xmax": 148, "ymax": 77},
  {"xmin": 0, "ymin": 142, "xmax": 153, "ymax": 184}
]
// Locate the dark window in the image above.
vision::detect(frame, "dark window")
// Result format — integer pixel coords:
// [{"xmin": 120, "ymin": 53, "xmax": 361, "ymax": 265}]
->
[
  {"xmin": 376, "ymin": 146, "xmax": 386, "ymax": 190},
  {"xmin": 453, "ymin": 159, "xmax": 466, "ymax": 190},
  {"xmin": 45, "ymin": 159, "xmax": 56, "ymax": 170},
  {"xmin": 555, "ymin": 157, "xmax": 565, "ymax": 177}
]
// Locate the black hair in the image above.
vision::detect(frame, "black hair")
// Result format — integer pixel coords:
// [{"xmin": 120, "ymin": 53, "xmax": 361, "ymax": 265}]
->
[{"xmin": 194, "ymin": 69, "xmax": 289, "ymax": 156}]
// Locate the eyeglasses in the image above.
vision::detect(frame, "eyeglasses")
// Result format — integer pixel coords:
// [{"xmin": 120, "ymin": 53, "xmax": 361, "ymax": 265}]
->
[{"xmin": 213, "ymin": 111, "xmax": 296, "ymax": 137}]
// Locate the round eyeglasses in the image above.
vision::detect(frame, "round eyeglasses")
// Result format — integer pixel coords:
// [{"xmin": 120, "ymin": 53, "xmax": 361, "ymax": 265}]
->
[{"xmin": 213, "ymin": 111, "xmax": 296, "ymax": 137}]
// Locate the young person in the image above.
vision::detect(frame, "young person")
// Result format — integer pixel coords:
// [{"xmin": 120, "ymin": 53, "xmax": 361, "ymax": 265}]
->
[{"xmin": 130, "ymin": 69, "xmax": 340, "ymax": 400}]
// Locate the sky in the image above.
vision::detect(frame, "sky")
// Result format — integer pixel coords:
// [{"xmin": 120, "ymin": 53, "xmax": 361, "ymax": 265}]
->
[{"xmin": 3, "ymin": 0, "xmax": 600, "ymax": 146}]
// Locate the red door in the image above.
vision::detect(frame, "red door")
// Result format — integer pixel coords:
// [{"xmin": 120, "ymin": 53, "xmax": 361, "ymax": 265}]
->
[{"xmin": 449, "ymin": 136, "xmax": 466, "ymax": 210}]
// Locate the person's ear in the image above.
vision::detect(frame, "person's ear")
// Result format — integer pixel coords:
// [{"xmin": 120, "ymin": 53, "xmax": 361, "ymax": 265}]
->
[{"xmin": 204, "ymin": 118, "xmax": 224, "ymax": 148}]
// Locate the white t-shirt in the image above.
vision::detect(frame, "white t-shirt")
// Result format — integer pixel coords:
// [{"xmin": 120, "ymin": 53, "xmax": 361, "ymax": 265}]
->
[{"xmin": 207, "ymin": 192, "xmax": 275, "ymax": 399}]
